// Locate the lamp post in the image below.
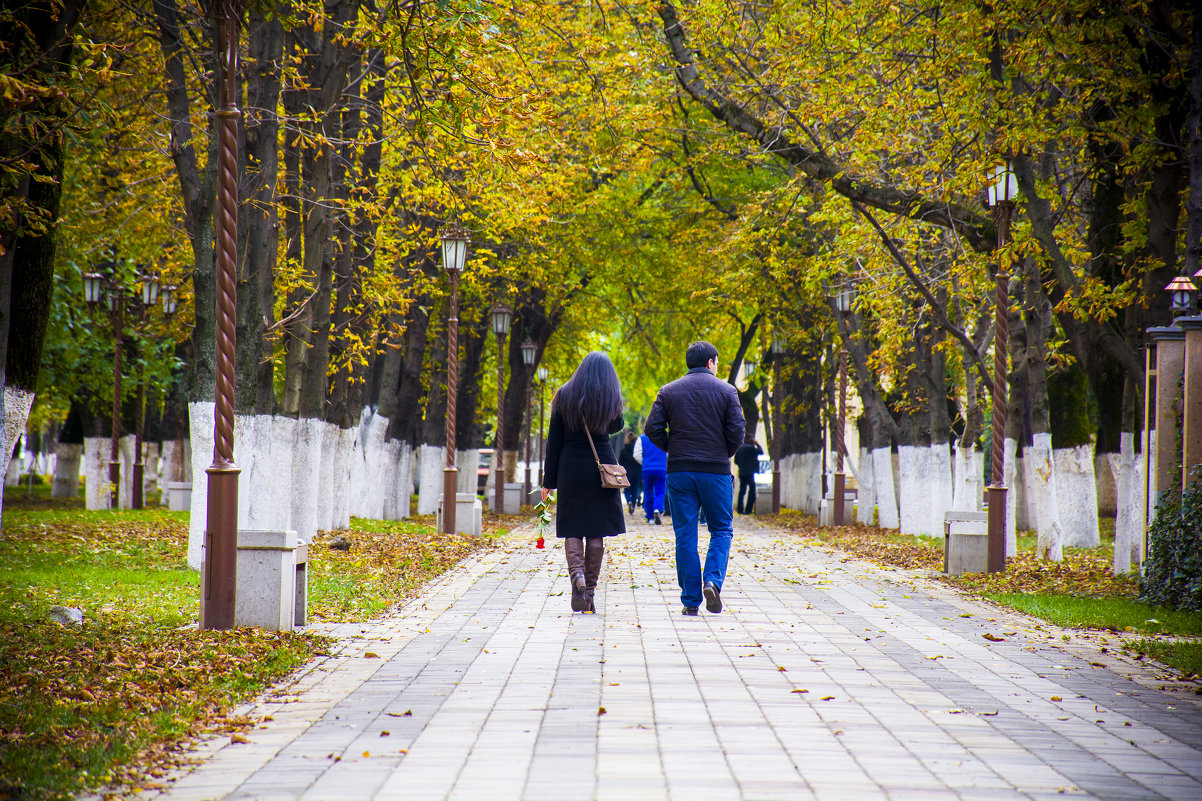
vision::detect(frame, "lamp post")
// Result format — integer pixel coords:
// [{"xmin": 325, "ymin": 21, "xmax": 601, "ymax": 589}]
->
[
  {"xmin": 537, "ymin": 365, "xmax": 548, "ymax": 483},
  {"xmin": 985, "ymin": 161, "xmax": 1018, "ymax": 573},
  {"xmin": 832, "ymin": 287, "xmax": 852, "ymax": 526},
  {"xmin": 198, "ymin": 0, "xmax": 245, "ymax": 630},
  {"xmin": 131, "ymin": 272, "xmax": 161, "ymax": 510},
  {"xmin": 520, "ymin": 337, "xmax": 537, "ymax": 504},
  {"xmin": 83, "ymin": 269, "xmax": 124, "ymax": 510},
  {"xmin": 440, "ymin": 223, "xmax": 469, "ymax": 534},
  {"xmin": 769, "ymin": 336, "xmax": 785, "ymax": 514},
  {"xmin": 490, "ymin": 303, "xmax": 512, "ymax": 513}
]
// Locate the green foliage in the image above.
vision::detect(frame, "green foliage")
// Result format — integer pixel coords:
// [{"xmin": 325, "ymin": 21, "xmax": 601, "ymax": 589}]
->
[
  {"xmin": 1123, "ymin": 639, "xmax": 1202, "ymax": 679},
  {"xmin": 1141, "ymin": 478, "xmax": 1202, "ymax": 612},
  {"xmin": 984, "ymin": 593, "xmax": 1202, "ymax": 637},
  {"xmin": 1046, "ymin": 365, "xmax": 1096, "ymax": 450}
]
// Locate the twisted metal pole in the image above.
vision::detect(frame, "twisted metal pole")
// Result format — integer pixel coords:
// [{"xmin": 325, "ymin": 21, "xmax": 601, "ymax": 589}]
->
[
  {"xmin": 442, "ymin": 270, "xmax": 460, "ymax": 534},
  {"xmin": 833, "ymin": 348, "xmax": 846, "ymax": 525},
  {"xmin": 201, "ymin": 0, "xmax": 242, "ymax": 629},
  {"xmin": 109, "ymin": 292, "xmax": 123, "ymax": 509},
  {"xmin": 987, "ymin": 200, "xmax": 1013, "ymax": 573},
  {"xmin": 494, "ymin": 330, "xmax": 505, "ymax": 513}
]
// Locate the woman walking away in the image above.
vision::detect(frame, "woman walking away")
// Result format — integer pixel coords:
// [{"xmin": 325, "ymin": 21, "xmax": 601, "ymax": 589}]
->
[{"xmin": 541, "ymin": 352, "xmax": 626, "ymax": 613}]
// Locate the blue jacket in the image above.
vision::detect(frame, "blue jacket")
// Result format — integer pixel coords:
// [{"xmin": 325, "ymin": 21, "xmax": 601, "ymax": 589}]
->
[{"xmin": 635, "ymin": 434, "xmax": 667, "ymax": 472}]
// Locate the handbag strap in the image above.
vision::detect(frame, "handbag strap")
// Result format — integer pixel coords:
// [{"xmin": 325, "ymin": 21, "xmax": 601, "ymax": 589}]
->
[{"xmin": 581, "ymin": 416, "xmax": 606, "ymax": 472}]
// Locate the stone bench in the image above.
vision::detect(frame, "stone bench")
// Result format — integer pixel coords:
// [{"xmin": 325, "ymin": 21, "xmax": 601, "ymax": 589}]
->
[
  {"xmin": 943, "ymin": 511, "xmax": 988, "ymax": 576},
  {"xmin": 438, "ymin": 493, "xmax": 483, "ymax": 536}
]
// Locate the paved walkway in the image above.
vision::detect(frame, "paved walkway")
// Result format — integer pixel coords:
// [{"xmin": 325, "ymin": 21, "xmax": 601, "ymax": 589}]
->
[{"xmin": 145, "ymin": 516, "xmax": 1202, "ymax": 801}]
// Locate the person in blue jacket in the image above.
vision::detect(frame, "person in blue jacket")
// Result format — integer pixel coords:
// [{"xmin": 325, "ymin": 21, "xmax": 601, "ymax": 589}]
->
[{"xmin": 634, "ymin": 432, "xmax": 667, "ymax": 525}]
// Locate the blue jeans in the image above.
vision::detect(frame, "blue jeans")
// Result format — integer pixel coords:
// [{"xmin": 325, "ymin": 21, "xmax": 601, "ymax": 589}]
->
[
  {"xmin": 643, "ymin": 470, "xmax": 666, "ymax": 520},
  {"xmin": 666, "ymin": 471, "xmax": 734, "ymax": 608}
]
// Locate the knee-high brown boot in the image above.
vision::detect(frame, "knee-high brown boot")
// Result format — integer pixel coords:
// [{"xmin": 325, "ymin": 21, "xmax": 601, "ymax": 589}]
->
[
  {"xmin": 564, "ymin": 537, "xmax": 587, "ymax": 611},
  {"xmin": 583, "ymin": 537, "xmax": 605, "ymax": 614}
]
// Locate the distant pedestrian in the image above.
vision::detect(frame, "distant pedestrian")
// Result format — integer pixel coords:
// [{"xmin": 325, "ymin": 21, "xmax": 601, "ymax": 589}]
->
[
  {"xmin": 618, "ymin": 431, "xmax": 643, "ymax": 514},
  {"xmin": 645, "ymin": 341, "xmax": 745, "ymax": 616},
  {"xmin": 541, "ymin": 352, "xmax": 626, "ymax": 614},
  {"xmin": 634, "ymin": 432, "xmax": 667, "ymax": 524},
  {"xmin": 734, "ymin": 438, "xmax": 764, "ymax": 514}
]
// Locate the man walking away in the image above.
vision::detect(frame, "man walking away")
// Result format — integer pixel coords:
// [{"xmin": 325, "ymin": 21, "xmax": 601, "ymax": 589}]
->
[
  {"xmin": 644, "ymin": 341, "xmax": 745, "ymax": 615},
  {"xmin": 734, "ymin": 438, "xmax": 763, "ymax": 514},
  {"xmin": 634, "ymin": 431, "xmax": 667, "ymax": 524}
]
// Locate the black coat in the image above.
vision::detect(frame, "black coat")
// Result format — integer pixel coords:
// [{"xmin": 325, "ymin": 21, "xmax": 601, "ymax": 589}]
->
[
  {"xmin": 645, "ymin": 367, "xmax": 745, "ymax": 473},
  {"xmin": 542, "ymin": 410, "xmax": 626, "ymax": 538},
  {"xmin": 618, "ymin": 441, "xmax": 643, "ymax": 484},
  {"xmin": 734, "ymin": 441, "xmax": 763, "ymax": 476}
]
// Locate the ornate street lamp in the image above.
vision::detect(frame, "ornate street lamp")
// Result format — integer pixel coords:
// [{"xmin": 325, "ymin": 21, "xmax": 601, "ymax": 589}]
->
[
  {"xmin": 520, "ymin": 337, "xmax": 537, "ymax": 503},
  {"xmin": 1166, "ymin": 276, "xmax": 1198, "ymax": 320},
  {"xmin": 83, "ymin": 267, "xmax": 125, "ymax": 510},
  {"xmin": 490, "ymin": 303, "xmax": 512, "ymax": 513},
  {"xmin": 832, "ymin": 286, "xmax": 853, "ymax": 526},
  {"xmin": 199, "ymin": 0, "xmax": 246, "ymax": 630},
  {"xmin": 440, "ymin": 223, "xmax": 470, "ymax": 534},
  {"xmin": 131, "ymin": 272, "xmax": 161, "ymax": 510},
  {"xmin": 984, "ymin": 160, "xmax": 1018, "ymax": 573},
  {"xmin": 743, "ymin": 358, "xmax": 756, "ymax": 381},
  {"xmin": 769, "ymin": 336, "xmax": 785, "ymax": 514}
]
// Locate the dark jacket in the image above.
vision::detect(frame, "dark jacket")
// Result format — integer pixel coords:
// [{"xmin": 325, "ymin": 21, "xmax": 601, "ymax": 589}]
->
[
  {"xmin": 644, "ymin": 366, "xmax": 746, "ymax": 473},
  {"xmin": 618, "ymin": 440, "xmax": 643, "ymax": 484},
  {"xmin": 734, "ymin": 441, "xmax": 763, "ymax": 475}
]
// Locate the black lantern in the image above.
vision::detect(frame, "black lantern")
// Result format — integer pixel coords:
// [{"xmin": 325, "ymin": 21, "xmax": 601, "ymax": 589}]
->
[
  {"xmin": 490, "ymin": 303, "xmax": 512, "ymax": 336},
  {"xmin": 521, "ymin": 337, "xmax": 537, "ymax": 366},
  {"xmin": 1166, "ymin": 276, "xmax": 1198, "ymax": 319}
]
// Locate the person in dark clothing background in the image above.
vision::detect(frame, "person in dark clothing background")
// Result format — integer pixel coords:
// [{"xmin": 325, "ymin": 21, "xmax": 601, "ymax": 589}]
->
[
  {"xmin": 734, "ymin": 438, "xmax": 763, "ymax": 514},
  {"xmin": 618, "ymin": 431, "xmax": 642, "ymax": 514},
  {"xmin": 541, "ymin": 352, "xmax": 626, "ymax": 613},
  {"xmin": 645, "ymin": 341, "xmax": 745, "ymax": 616}
]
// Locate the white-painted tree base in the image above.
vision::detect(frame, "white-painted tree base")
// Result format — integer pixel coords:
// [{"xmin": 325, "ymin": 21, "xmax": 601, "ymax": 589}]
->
[
  {"xmin": 1095, "ymin": 453, "xmax": 1119, "ymax": 517},
  {"xmin": 1054, "ymin": 444, "xmax": 1099, "ymax": 547},
  {"xmin": 2, "ymin": 385, "xmax": 34, "ymax": 485},
  {"xmin": 897, "ymin": 446, "xmax": 926, "ymax": 536},
  {"xmin": 53, "ymin": 443, "xmax": 82, "ymax": 498},
  {"xmin": 416, "ymin": 444, "xmax": 444, "ymax": 515},
  {"xmin": 331, "ymin": 426, "xmax": 354, "ymax": 529},
  {"xmin": 84, "ymin": 437, "xmax": 109, "ymax": 510},
  {"xmin": 780, "ymin": 452, "xmax": 821, "ymax": 514},
  {"xmin": 458, "ymin": 449, "xmax": 479, "ymax": 496},
  {"xmin": 872, "ymin": 447, "xmax": 899, "ymax": 529},
  {"xmin": 1025, "ymin": 432, "xmax": 1063, "ymax": 561},
  {"xmin": 117, "ymin": 435, "xmax": 136, "ymax": 508},
  {"xmin": 289, "ymin": 417, "xmax": 325, "ymax": 543},
  {"xmin": 1114, "ymin": 432, "xmax": 1144, "ymax": 575},
  {"xmin": 951, "ymin": 445, "xmax": 983, "ymax": 512},
  {"xmin": 926, "ymin": 444, "xmax": 954, "ymax": 537},
  {"xmin": 186, "ymin": 402, "xmax": 216, "ymax": 569},
  {"xmin": 855, "ymin": 447, "xmax": 875, "ymax": 525},
  {"xmin": 1003, "ymin": 438, "xmax": 1018, "ymax": 556},
  {"xmin": 315, "ymin": 421, "xmax": 339, "ymax": 532}
]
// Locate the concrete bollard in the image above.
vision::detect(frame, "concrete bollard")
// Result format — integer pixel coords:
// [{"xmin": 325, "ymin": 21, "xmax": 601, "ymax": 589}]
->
[
  {"xmin": 235, "ymin": 529, "xmax": 308, "ymax": 630},
  {"xmin": 167, "ymin": 481, "xmax": 192, "ymax": 512},
  {"xmin": 943, "ymin": 511, "xmax": 988, "ymax": 575}
]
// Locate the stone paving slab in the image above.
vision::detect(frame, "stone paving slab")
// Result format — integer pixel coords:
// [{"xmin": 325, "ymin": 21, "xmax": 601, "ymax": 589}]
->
[{"xmin": 135, "ymin": 516, "xmax": 1202, "ymax": 801}]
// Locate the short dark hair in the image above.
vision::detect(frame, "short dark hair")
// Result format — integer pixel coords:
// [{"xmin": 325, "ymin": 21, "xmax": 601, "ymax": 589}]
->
[{"xmin": 686, "ymin": 341, "xmax": 718, "ymax": 369}]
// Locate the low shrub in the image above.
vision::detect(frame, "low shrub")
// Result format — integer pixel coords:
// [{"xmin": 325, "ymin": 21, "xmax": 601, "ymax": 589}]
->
[{"xmin": 1141, "ymin": 476, "xmax": 1202, "ymax": 612}]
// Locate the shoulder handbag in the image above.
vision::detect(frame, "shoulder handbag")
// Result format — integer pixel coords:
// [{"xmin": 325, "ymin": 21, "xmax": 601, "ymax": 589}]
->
[{"xmin": 583, "ymin": 420, "xmax": 630, "ymax": 489}]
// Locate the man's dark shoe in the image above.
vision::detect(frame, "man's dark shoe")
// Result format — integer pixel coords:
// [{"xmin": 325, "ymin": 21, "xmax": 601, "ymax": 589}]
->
[
  {"xmin": 681, "ymin": 606, "xmax": 699, "ymax": 616},
  {"xmin": 654, "ymin": 511, "xmax": 662, "ymax": 525},
  {"xmin": 703, "ymin": 581, "xmax": 722, "ymax": 613}
]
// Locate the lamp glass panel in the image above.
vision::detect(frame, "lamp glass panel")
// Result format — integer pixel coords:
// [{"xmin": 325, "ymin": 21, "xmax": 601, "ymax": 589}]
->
[
  {"xmin": 83, "ymin": 274, "xmax": 103, "ymax": 305},
  {"xmin": 491, "ymin": 307, "xmax": 511, "ymax": 335},
  {"xmin": 537, "ymin": 366, "xmax": 548, "ymax": 382},
  {"xmin": 142, "ymin": 277, "xmax": 160, "ymax": 306},
  {"xmin": 521, "ymin": 340, "xmax": 537, "ymax": 365}
]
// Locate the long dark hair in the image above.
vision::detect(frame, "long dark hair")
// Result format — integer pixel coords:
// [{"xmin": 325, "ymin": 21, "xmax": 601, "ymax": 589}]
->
[{"xmin": 552, "ymin": 351, "xmax": 624, "ymax": 433}]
